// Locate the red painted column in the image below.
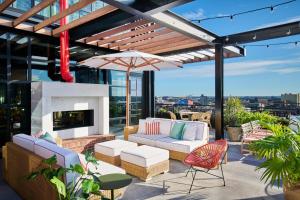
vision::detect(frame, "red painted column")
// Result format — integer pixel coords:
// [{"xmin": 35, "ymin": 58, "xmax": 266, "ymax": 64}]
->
[{"xmin": 60, "ymin": 0, "xmax": 73, "ymax": 82}]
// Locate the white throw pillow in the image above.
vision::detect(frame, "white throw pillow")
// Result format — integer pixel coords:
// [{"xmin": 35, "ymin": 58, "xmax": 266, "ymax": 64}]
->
[
  {"xmin": 153, "ymin": 118, "xmax": 172, "ymax": 135},
  {"xmin": 183, "ymin": 124, "xmax": 197, "ymax": 141},
  {"xmin": 137, "ymin": 119, "xmax": 146, "ymax": 134}
]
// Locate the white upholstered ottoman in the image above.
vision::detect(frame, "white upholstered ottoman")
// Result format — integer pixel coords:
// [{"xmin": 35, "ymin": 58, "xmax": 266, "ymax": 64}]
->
[
  {"xmin": 94, "ymin": 139, "xmax": 137, "ymax": 166},
  {"xmin": 120, "ymin": 145, "xmax": 169, "ymax": 181}
]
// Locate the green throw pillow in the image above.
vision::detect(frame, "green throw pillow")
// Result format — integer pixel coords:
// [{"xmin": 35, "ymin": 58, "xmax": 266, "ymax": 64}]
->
[
  {"xmin": 39, "ymin": 132, "xmax": 56, "ymax": 144},
  {"xmin": 170, "ymin": 122, "xmax": 185, "ymax": 140}
]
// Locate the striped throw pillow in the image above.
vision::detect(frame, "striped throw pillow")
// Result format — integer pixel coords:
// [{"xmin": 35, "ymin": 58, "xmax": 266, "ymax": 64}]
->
[{"xmin": 145, "ymin": 121, "xmax": 160, "ymax": 135}]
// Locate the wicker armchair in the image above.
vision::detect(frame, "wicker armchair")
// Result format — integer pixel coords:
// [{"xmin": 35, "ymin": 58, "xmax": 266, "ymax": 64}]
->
[
  {"xmin": 167, "ymin": 111, "xmax": 177, "ymax": 120},
  {"xmin": 191, "ymin": 111, "xmax": 212, "ymax": 127}
]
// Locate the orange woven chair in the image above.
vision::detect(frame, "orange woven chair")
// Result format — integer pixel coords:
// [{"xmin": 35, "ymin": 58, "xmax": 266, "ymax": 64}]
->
[{"xmin": 184, "ymin": 139, "xmax": 228, "ymax": 193}]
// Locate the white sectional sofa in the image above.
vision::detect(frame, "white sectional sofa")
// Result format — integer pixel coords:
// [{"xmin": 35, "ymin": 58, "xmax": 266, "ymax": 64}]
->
[
  {"xmin": 125, "ymin": 118, "xmax": 209, "ymax": 161},
  {"xmin": 3, "ymin": 134, "xmax": 125, "ymax": 200}
]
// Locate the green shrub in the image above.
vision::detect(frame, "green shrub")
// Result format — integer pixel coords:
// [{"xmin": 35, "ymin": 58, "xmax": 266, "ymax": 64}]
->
[
  {"xmin": 224, "ymin": 97, "xmax": 244, "ymax": 127},
  {"xmin": 237, "ymin": 111, "xmax": 289, "ymax": 126}
]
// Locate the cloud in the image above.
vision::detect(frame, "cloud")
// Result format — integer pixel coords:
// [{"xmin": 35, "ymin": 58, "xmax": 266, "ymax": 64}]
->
[
  {"xmin": 157, "ymin": 58, "xmax": 300, "ymax": 79},
  {"xmin": 182, "ymin": 8, "xmax": 205, "ymax": 20},
  {"xmin": 255, "ymin": 16, "xmax": 300, "ymax": 29}
]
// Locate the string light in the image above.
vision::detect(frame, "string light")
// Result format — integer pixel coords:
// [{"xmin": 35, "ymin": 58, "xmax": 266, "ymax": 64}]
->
[
  {"xmin": 253, "ymin": 34, "xmax": 257, "ymax": 40},
  {"xmin": 240, "ymin": 40, "xmax": 300, "ymax": 48},
  {"xmin": 191, "ymin": 0, "xmax": 296, "ymax": 23}
]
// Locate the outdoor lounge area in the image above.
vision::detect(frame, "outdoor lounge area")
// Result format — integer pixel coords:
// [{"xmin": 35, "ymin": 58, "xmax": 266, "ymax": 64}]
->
[{"xmin": 0, "ymin": 0, "xmax": 300, "ymax": 200}]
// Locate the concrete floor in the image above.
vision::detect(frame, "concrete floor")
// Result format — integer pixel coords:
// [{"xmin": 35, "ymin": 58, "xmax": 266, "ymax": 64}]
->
[
  {"xmin": 120, "ymin": 143, "xmax": 283, "ymax": 200},
  {"xmin": 0, "ymin": 139, "xmax": 284, "ymax": 200}
]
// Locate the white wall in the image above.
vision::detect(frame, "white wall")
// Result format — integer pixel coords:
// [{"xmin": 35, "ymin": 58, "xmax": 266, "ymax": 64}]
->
[{"xmin": 31, "ymin": 82, "xmax": 109, "ymax": 139}]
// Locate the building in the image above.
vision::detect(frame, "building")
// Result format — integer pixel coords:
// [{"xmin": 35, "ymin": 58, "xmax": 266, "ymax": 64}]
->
[
  {"xmin": 0, "ymin": 0, "xmax": 245, "ymax": 147},
  {"xmin": 281, "ymin": 93, "xmax": 300, "ymax": 105}
]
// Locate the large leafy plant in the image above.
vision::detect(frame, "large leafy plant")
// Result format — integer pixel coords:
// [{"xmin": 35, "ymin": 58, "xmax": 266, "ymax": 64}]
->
[
  {"xmin": 250, "ymin": 123, "xmax": 300, "ymax": 189},
  {"xmin": 237, "ymin": 111, "xmax": 283, "ymax": 125},
  {"xmin": 28, "ymin": 151, "xmax": 102, "ymax": 200},
  {"xmin": 224, "ymin": 97, "xmax": 244, "ymax": 127}
]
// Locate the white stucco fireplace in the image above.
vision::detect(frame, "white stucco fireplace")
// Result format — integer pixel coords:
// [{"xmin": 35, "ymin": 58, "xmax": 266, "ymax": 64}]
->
[{"xmin": 31, "ymin": 82, "xmax": 109, "ymax": 139}]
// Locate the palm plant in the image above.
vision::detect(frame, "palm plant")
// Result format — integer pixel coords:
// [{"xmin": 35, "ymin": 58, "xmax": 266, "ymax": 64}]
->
[{"xmin": 250, "ymin": 123, "xmax": 300, "ymax": 190}]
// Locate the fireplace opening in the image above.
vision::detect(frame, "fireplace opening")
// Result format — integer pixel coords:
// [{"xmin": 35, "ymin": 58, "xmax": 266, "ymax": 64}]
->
[{"xmin": 53, "ymin": 110, "xmax": 94, "ymax": 131}]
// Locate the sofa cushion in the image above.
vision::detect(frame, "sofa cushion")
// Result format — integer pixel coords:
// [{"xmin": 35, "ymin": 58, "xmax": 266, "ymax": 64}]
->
[
  {"xmin": 155, "ymin": 137, "xmax": 207, "ymax": 153},
  {"xmin": 175, "ymin": 120, "xmax": 209, "ymax": 141},
  {"xmin": 78, "ymin": 153, "xmax": 125, "ymax": 175},
  {"xmin": 120, "ymin": 145, "xmax": 169, "ymax": 167},
  {"xmin": 128, "ymin": 134, "xmax": 167, "ymax": 146},
  {"xmin": 13, "ymin": 134, "xmax": 40, "ymax": 152},
  {"xmin": 34, "ymin": 140, "xmax": 80, "ymax": 183},
  {"xmin": 34, "ymin": 140, "xmax": 79, "ymax": 168},
  {"xmin": 182, "ymin": 124, "xmax": 197, "ymax": 141},
  {"xmin": 94, "ymin": 139, "xmax": 138, "ymax": 157},
  {"xmin": 137, "ymin": 119, "xmax": 146, "ymax": 134},
  {"xmin": 170, "ymin": 122, "xmax": 185, "ymax": 140},
  {"xmin": 153, "ymin": 118, "xmax": 173, "ymax": 136}
]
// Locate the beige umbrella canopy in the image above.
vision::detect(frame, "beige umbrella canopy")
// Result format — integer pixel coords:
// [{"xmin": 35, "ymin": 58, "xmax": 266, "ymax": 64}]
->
[{"xmin": 79, "ymin": 50, "xmax": 182, "ymax": 126}]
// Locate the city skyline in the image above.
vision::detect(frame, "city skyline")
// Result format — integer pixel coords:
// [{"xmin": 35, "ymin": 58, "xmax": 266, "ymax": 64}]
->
[{"xmin": 156, "ymin": 0, "xmax": 300, "ymax": 96}]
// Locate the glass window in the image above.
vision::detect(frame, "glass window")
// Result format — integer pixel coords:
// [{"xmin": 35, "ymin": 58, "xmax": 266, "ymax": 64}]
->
[
  {"xmin": 0, "ymin": 107, "xmax": 9, "ymax": 147},
  {"xmin": 32, "ymin": 69, "xmax": 52, "ymax": 82},
  {"xmin": 12, "ymin": 0, "xmax": 32, "ymax": 11},
  {"xmin": 109, "ymin": 70, "xmax": 143, "ymax": 134},
  {"xmin": 0, "ymin": 84, "xmax": 6, "ymax": 105}
]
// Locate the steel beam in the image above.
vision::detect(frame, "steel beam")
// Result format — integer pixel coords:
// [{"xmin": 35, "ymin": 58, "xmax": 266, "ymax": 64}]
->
[
  {"xmin": 215, "ymin": 44, "xmax": 224, "ymax": 140},
  {"xmin": 220, "ymin": 21, "xmax": 300, "ymax": 45}
]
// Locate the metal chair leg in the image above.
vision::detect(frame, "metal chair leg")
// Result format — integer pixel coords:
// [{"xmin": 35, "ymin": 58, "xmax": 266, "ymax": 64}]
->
[
  {"xmin": 220, "ymin": 163, "xmax": 225, "ymax": 186},
  {"xmin": 185, "ymin": 166, "xmax": 192, "ymax": 177},
  {"xmin": 188, "ymin": 169, "xmax": 197, "ymax": 193}
]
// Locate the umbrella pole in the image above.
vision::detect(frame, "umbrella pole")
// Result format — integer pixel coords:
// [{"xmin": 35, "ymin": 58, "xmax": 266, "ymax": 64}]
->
[{"xmin": 126, "ymin": 71, "xmax": 130, "ymax": 127}]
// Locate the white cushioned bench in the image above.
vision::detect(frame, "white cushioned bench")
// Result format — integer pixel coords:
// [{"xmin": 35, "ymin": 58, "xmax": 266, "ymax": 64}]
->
[
  {"xmin": 120, "ymin": 145, "xmax": 169, "ymax": 181},
  {"xmin": 94, "ymin": 139, "xmax": 137, "ymax": 166}
]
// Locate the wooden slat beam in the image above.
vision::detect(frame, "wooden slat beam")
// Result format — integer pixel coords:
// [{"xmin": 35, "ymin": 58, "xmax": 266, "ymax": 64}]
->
[
  {"xmin": 148, "ymin": 41, "xmax": 204, "ymax": 54},
  {"xmin": 0, "ymin": 0, "xmax": 15, "ymax": 13},
  {"xmin": 108, "ymin": 28, "xmax": 172, "ymax": 49},
  {"xmin": 134, "ymin": 35, "xmax": 189, "ymax": 51},
  {"xmin": 34, "ymin": 0, "xmax": 96, "ymax": 32},
  {"xmin": 13, "ymin": 0, "xmax": 55, "ymax": 27},
  {"xmin": 53, "ymin": 5, "xmax": 117, "ymax": 36},
  {"xmin": 119, "ymin": 31, "xmax": 181, "ymax": 50},
  {"xmin": 85, "ymin": 19, "xmax": 149, "ymax": 44},
  {"xmin": 143, "ymin": 38, "xmax": 196, "ymax": 53},
  {"xmin": 96, "ymin": 23, "xmax": 161, "ymax": 46}
]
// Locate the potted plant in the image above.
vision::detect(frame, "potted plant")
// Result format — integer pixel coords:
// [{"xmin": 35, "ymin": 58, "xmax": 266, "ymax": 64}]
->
[
  {"xmin": 28, "ymin": 151, "xmax": 102, "ymax": 200},
  {"xmin": 250, "ymin": 123, "xmax": 300, "ymax": 200},
  {"xmin": 224, "ymin": 97, "xmax": 244, "ymax": 141}
]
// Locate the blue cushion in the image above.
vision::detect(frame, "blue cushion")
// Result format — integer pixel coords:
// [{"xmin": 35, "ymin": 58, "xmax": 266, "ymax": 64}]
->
[
  {"xmin": 39, "ymin": 132, "xmax": 56, "ymax": 144},
  {"xmin": 170, "ymin": 122, "xmax": 185, "ymax": 140}
]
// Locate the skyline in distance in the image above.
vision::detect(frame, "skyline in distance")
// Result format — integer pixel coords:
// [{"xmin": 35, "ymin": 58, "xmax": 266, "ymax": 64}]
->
[{"xmin": 155, "ymin": 0, "xmax": 300, "ymax": 97}]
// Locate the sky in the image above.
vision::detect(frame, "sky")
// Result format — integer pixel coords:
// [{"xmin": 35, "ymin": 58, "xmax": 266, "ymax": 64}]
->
[{"xmin": 155, "ymin": 0, "xmax": 300, "ymax": 97}]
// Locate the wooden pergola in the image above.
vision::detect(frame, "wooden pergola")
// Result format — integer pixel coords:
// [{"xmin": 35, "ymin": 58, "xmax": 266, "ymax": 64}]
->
[
  {"xmin": 0, "ymin": 0, "xmax": 244, "ymax": 64},
  {"xmin": 0, "ymin": 0, "xmax": 247, "ymax": 139}
]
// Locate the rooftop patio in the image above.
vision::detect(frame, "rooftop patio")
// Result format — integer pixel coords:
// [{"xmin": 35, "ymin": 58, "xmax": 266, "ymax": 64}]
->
[
  {"xmin": 0, "ymin": 132, "xmax": 284, "ymax": 200},
  {"xmin": 0, "ymin": 0, "xmax": 299, "ymax": 200}
]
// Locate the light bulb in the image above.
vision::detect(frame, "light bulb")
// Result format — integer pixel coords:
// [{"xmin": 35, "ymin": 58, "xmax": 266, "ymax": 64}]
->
[{"xmin": 253, "ymin": 34, "xmax": 257, "ymax": 40}]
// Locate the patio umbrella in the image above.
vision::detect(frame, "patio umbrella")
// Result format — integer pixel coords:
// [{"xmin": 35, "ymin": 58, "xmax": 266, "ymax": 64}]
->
[{"xmin": 79, "ymin": 50, "xmax": 182, "ymax": 126}]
